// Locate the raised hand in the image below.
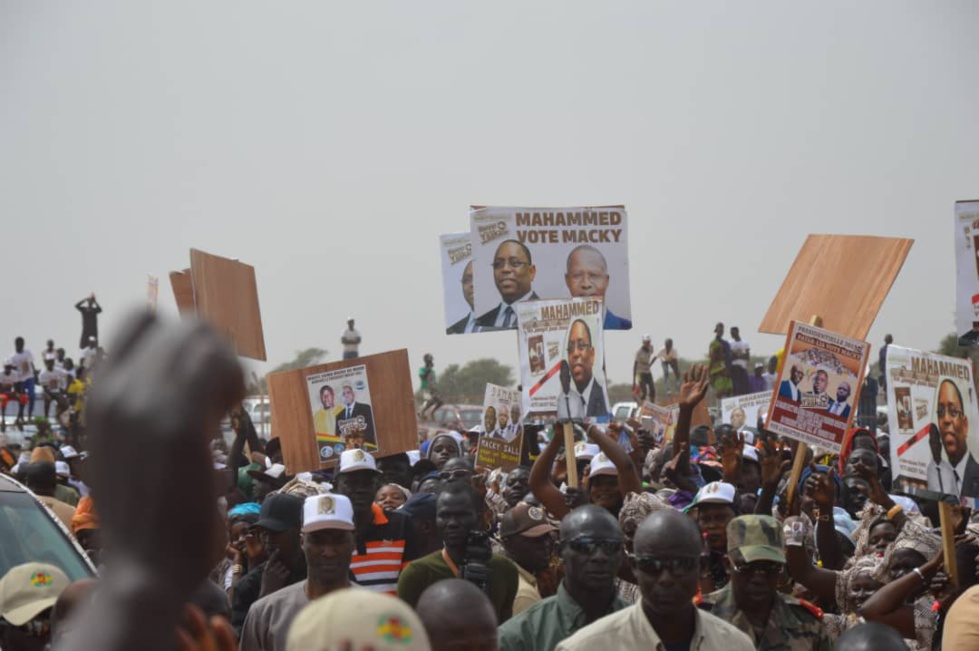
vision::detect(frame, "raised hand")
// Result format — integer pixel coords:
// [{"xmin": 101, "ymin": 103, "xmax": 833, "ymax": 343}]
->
[
  {"xmin": 760, "ymin": 438, "xmax": 790, "ymax": 488},
  {"xmin": 719, "ymin": 431, "xmax": 744, "ymax": 484},
  {"xmin": 855, "ymin": 465, "xmax": 891, "ymax": 507},
  {"xmin": 811, "ymin": 466, "xmax": 837, "ymax": 510},
  {"xmin": 663, "ymin": 447, "xmax": 697, "ymax": 493},
  {"xmin": 678, "ymin": 364, "xmax": 710, "ymax": 410}
]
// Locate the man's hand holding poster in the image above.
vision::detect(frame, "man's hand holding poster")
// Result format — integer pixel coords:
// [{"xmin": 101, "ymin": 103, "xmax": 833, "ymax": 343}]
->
[
  {"xmin": 885, "ymin": 346, "xmax": 979, "ymax": 502},
  {"xmin": 765, "ymin": 321, "xmax": 869, "ymax": 453},
  {"xmin": 468, "ymin": 206, "xmax": 631, "ymax": 332},
  {"xmin": 516, "ymin": 297, "xmax": 610, "ymax": 420}
]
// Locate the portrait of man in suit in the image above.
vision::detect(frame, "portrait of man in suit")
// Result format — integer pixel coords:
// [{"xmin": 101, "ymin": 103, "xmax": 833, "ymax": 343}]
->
[
  {"xmin": 335, "ymin": 383, "xmax": 376, "ymax": 445},
  {"xmin": 928, "ymin": 378, "xmax": 979, "ymax": 499},
  {"xmin": 475, "ymin": 239, "xmax": 538, "ymax": 331},
  {"xmin": 446, "ymin": 260, "xmax": 479, "ymax": 334},
  {"xmin": 565, "ymin": 318, "xmax": 608, "ymax": 418},
  {"xmin": 778, "ymin": 365, "xmax": 804, "ymax": 402},
  {"xmin": 563, "ymin": 244, "xmax": 631, "ymax": 330},
  {"xmin": 827, "ymin": 381, "xmax": 852, "ymax": 419}
]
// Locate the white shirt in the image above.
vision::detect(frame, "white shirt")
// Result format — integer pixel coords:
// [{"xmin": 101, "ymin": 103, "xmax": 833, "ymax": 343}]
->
[
  {"xmin": 556, "ymin": 389, "xmax": 586, "ymax": 422},
  {"xmin": 38, "ymin": 368, "xmax": 66, "ymax": 392},
  {"xmin": 341, "ymin": 328, "xmax": 361, "ymax": 354},
  {"xmin": 730, "ymin": 340, "xmax": 750, "ymax": 369},
  {"xmin": 9, "ymin": 350, "xmax": 34, "ymax": 382},
  {"xmin": 463, "ymin": 313, "xmax": 479, "ymax": 333},
  {"xmin": 0, "ymin": 370, "xmax": 18, "ymax": 391},
  {"xmin": 492, "ymin": 291, "xmax": 534, "ymax": 329},
  {"xmin": 80, "ymin": 347, "xmax": 97, "ymax": 368},
  {"xmin": 928, "ymin": 459, "xmax": 958, "ymax": 495},
  {"xmin": 762, "ymin": 372, "xmax": 777, "ymax": 390}
]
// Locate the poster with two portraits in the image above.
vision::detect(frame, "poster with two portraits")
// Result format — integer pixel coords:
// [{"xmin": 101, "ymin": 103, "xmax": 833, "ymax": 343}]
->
[
  {"xmin": 439, "ymin": 206, "xmax": 632, "ymax": 335},
  {"xmin": 885, "ymin": 346, "xmax": 979, "ymax": 503}
]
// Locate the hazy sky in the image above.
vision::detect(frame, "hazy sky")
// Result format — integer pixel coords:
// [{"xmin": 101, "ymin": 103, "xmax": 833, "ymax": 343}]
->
[{"xmin": 2, "ymin": 2, "xmax": 978, "ymax": 390}]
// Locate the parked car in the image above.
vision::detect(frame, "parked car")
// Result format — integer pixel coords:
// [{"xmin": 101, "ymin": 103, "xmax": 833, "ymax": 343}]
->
[
  {"xmin": 425, "ymin": 404, "xmax": 483, "ymax": 432},
  {"xmin": 0, "ymin": 473, "xmax": 96, "ymax": 582},
  {"xmin": 610, "ymin": 401, "xmax": 638, "ymax": 423}
]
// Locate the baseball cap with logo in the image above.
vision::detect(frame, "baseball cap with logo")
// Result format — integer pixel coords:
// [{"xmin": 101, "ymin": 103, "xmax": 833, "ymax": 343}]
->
[
  {"xmin": 338, "ymin": 449, "xmax": 380, "ymax": 474},
  {"xmin": 588, "ymin": 452, "xmax": 617, "ymax": 478},
  {"xmin": 574, "ymin": 442, "xmax": 599, "ymax": 461},
  {"xmin": 302, "ymin": 493, "xmax": 355, "ymax": 533},
  {"xmin": 727, "ymin": 514, "xmax": 786, "ymax": 564},
  {"xmin": 0, "ymin": 563, "xmax": 70, "ymax": 625},
  {"xmin": 287, "ymin": 587, "xmax": 430, "ymax": 651},
  {"xmin": 254, "ymin": 493, "xmax": 304, "ymax": 533},
  {"xmin": 247, "ymin": 463, "xmax": 288, "ymax": 482},
  {"xmin": 683, "ymin": 481, "xmax": 736, "ymax": 512},
  {"xmin": 500, "ymin": 503, "xmax": 558, "ymax": 539}
]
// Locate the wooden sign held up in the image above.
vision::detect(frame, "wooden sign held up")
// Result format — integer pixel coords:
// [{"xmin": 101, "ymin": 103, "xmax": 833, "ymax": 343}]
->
[
  {"xmin": 168, "ymin": 249, "xmax": 267, "ymax": 361},
  {"xmin": 759, "ymin": 235, "xmax": 913, "ymax": 341},
  {"xmin": 268, "ymin": 350, "xmax": 418, "ymax": 474}
]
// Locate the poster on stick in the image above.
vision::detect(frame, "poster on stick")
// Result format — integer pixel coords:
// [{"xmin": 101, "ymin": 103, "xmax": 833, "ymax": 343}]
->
[
  {"xmin": 439, "ymin": 232, "xmax": 477, "ymax": 335},
  {"xmin": 481, "ymin": 383, "xmax": 523, "ymax": 442},
  {"xmin": 885, "ymin": 346, "xmax": 979, "ymax": 501},
  {"xmin": 268, "ymin": 350, "xmax": 417, "ymax": 474},
  {"xmin": 722, "ymin": 391, "xmax": 773, "ymax": 432},
  {"xmin": 639, "ymin": 402, "xmax": 676, "ymax": 444},
  {"xmin": 516, "ymin": 297, "xmax": 610, "ymax": 420},
  {"xmin": 954, "ymin": 201, "xmax": 979, "ymax": 346},
  {"xmin": 469, "ymin": 206, "xmax": 631, "ymax": 332},
  {"xmin": 765, "ymin": 321, "xmax": 869, "ymax": 453}
]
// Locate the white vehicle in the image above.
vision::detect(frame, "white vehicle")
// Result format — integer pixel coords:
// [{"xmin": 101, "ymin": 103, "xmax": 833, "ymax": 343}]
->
[{"xmin": 610, "ymin": 401, "xmax": 638, "ymax": 423}]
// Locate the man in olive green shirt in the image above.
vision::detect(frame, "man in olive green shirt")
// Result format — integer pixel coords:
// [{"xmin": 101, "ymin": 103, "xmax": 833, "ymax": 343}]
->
[
  {"xmin": 397, "ymin": 482, "xmax": 518, "ymax": 623},
  {"xmin": 498, "ymin": 505, "xmax": 629, "ymax": 651}
]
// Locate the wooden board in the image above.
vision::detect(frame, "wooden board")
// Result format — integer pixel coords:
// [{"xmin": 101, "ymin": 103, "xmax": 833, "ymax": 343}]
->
[
  {"xmin": 759, "ymin": 235, "xmax": 913, "ymax": 340},
  {"xmin": 269, "ymin": 350, "xmax": 418, "ymax": 474},
  {"xmin": 169, "ymin": 269, "xmax": 196, "ymax": 315},
  {"xmin": 189, "ymin": 249, "xmax": 266, "ymax": 361}
]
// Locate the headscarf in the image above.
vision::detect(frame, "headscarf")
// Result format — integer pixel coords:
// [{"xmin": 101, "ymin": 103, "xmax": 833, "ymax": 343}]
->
[
  {"xmin": 384, "ymin": 484, "xmax": 412, "ymax": 502},
  {"xmin": 425, "ymin": 434, "xmax": 462, "ymax": 460},
  {"xmin": 228, "ymin": 502, "xmax": 261, "ymax": 517},
  {"xmin": 798, "ymin": 464, "xmax": 842, "ymax": 498},
  {"xmin": 71, "ymin": 496, "xmax": 99, "ymax": 534},
  {"xmin": 836, "ymin": 555, "xmax": 884, "ymax": 616},
  {"xmin": 618, "ymin": 491, "xmax": 670, "ymax": 535},
  {"xmin": 838, "ymin": 428, "xmax": 878, "ymax": 475}
]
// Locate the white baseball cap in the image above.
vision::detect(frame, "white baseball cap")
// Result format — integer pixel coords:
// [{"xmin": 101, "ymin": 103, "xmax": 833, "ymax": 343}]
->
[
  {"xmin": 588, "ymin": 452, "xmax": 618, "ymax": 478},
  {"xmin": 406, "ymin": 450, "xmax": 421, "ymax": 466},
  {"xmin": 688, "ymin": 481, "xmax": 736, "ymax": 509},
  {"xmin": 59, "ymin": 445, "xmax": 79, "ymax": 460},
  {"xmin": 338, "ymin": 449, "xmax": 380, "ymax": 474},
  {"xmin": 742, "ymin": 446, "xmax": 759, "ymax": 463},
  {"xmin": 302, "ymin": 493, "xmax": 356, "ymax": 533},
  {"xmin": 574, "ymin": 442, "xmax": 600, "ymax": 461},
  {"xmin": 642, "ymin": 334, "xmax": 651, "ymax": 342},
  {"xmin": 54, "ymin": 461, "xmax": 71, "ymax": 477}
]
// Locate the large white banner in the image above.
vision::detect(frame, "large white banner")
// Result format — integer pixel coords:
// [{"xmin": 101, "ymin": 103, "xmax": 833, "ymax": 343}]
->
[
  {"xmin": 955, "ymin": 201, "xmax": 979, "ymax": 345},
  {"xmin": 886, "ymin": 345, "xmax": 979, "ymax": 501},
  {"xmin": 516, "ymin": 297, "xmax": 610, "ymax": 419},
  {"xmin": 469, "ymin": 206, "xmax": 631, "ymax": 332}
]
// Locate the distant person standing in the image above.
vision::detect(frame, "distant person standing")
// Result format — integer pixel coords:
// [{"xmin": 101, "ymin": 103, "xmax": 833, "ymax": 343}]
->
[
  {"xmin": 633, "ymin": 335, "xmax": 656, "ymax": 403},
  {"xmin": 658, "ymin": 338, "xmax": 680, "ymax": 394},
  {"xmin": 341, "ymin": 318, "xmax": 361, "ymax": 359},
  {"xmin": 762, "ymin": 357, "xmax": 778, "ymax": 391},
  {"xmin": 419, "ymin": 354, "xmax": 443, "ymax": 421},
  {"xmin": 75, "ymin": 294, "xmax": 102, "ymax": 349},
  {"xmin": 709, "ymin": 323, "xmax": 733, "ymax": 398},
  {"xmin": 879, "ymin": 334, "xmax": 892, "ymax": 393},
  {"xmin": 729, "ymin": 327, "xmax": 750, "ymax": 396},
  {"xmin": 10, "ymin": 337, "xmax": 37, "ymax": 420}
]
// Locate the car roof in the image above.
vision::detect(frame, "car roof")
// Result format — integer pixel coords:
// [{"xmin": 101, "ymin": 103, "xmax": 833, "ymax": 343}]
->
[{"xmin": 0, "ymin": 473, "xmax": 26, "ymax": 493}]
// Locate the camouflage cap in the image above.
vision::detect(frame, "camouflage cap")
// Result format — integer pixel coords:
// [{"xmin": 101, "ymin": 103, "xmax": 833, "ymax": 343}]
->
[{"xmin": 727, "ymin": 515, "xmax": 785, "ymax": 564}]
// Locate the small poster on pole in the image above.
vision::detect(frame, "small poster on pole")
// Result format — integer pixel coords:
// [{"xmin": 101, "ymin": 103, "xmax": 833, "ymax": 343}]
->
[
  {"xmin": 765, "ymin": 321, "xmax": 869, "ymax": 453},
  {"xmin": 515, "ymin": 297, "xmax": 610, "ymax": 420},
  {"xmin": 954, "ymin": 201, "xmax": 979, "ymax": 345},
  {"xmin": 722, "ymin": 391, "xmax": 773, "ymax": 432}
]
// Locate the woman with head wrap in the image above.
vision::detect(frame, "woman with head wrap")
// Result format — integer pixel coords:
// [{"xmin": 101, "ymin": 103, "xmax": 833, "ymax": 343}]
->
[
  {"xmin": 426, "ymin": 433, "xmax": 462, "ymax": 470},
  {"xmin": 614, "ymin": 491, "xmax": 671, "ymax": 603}
]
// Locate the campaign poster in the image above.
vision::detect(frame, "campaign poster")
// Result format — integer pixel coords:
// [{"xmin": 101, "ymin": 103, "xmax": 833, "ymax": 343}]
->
[
  {"xmin": 955, "ymin": 201, "xmax": 979, "ymax": 345},
  {"xmin": 439, "ymin": 232, "xmax": 476, "ymax": 335},
  {"xmin": 306, "ymin": 365, "xmax": 378, "ymax": 459},
  {"xmin": 516, "ymin": 297, "xmax": 610, "ymax": 420},
  {"xmin": 469, "ymin": 206, "xmax": 631, "ymax": 332},
  {"xmin": 640, "ymin": 402, "xmax": 676, "ymax": 444},
  {"xmin": 886, "ymin": 346, "xmax": 979, "ymax": 502},
  {"xmin": 482, "ymin": 383, "xmax": 523, "ymax": 443},
  {"xmin": 765, "ymin": 321, "xmax": 869, "ymax": 453},
  {"xmin": 722, "ymin": 392, "xmax": 773, "ymax": 432}
]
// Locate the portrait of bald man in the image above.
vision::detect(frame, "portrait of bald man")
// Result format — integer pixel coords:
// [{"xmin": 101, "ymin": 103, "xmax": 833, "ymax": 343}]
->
[{"xmin": 564, "ymin": 245, "xmax": 631, "ymax": 330}]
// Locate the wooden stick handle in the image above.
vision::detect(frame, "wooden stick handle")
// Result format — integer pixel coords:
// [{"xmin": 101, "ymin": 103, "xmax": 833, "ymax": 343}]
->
[
  {"xmin": 563, "ymin": 422, "xmax": 578, "ymax": 489},
  {"xmin": 938, "ymin": 501, "xmax": 959, "ymax": 590},
  {"xmin": 784, "ymin": 443, "xmax": 808, "ymax": 512}
]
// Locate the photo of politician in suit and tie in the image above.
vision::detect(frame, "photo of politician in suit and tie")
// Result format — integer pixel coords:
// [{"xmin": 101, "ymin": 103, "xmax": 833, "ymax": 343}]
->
[
  {"xmin": 335, "ymin": 383, "xmax": 376, "ymax": 445},
  {"xmin": 564, "ymin": 318, "xmax": 608, "ymax": 419},
  {"xmin": 826, "ymin": 382, "xmax": 852, "ymax": 419},
  {"xmin": 475, "ymin": 240, "xmax": 539, "ymax": 331},
  {"xmin": 778, "ymin": 365, "xmax": 804, "ymax": 402},
  {"xmin": 564, "ymin": 244, "xmax": 632, "ymax": 330},
  {"xmin": 446, "ymin": 260, "xmax": 479, "ymax": 334},
  {"xmin": 926, "ymin": 378, "xmax": 979, "ymax": 499}
]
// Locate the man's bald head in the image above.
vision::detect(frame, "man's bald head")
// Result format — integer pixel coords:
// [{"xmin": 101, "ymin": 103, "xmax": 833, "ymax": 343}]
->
[
  {"xmin": 416, "ymin": 579, "xmax": 498, "ymax": 651},
  {"xmin": 559, "ymin": 504, "xmax": 620, "ymax": 540},
  {"xmin": 835, "ymin": 622, "xmax": 908, "ymax": 651},
  {"xmin": 634, "ymin": 508, "xmax": 701, "ymax": 554}
]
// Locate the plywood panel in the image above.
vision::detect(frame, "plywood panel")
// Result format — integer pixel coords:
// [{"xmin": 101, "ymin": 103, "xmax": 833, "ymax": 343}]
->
[
  {"xmin": 189, "ymin": 249, "xmax": 267, "ymax": 361},
  {"xmin": 169, "ymin": 269, "xmax": 196, "ymax": 315},
  {"xmin": 759, "ymin": 235, "xmax": 913, "ymax": 340},
  {"xmin": 269, "ymin": 350, "xmax": 418, "ymax": 474}
]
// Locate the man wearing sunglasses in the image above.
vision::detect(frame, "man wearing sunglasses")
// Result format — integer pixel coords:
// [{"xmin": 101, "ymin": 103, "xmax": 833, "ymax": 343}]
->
[
  {"xmin": 698, "ymin": 515, "xmax": 831, "ymax": 650},
  {"xmin": 498, "ymin": 505, "xmax": 629, "ymax": 651},
  {"xmin": 557, "ymin": 509, "xmax": 752, "ymax": 651}
]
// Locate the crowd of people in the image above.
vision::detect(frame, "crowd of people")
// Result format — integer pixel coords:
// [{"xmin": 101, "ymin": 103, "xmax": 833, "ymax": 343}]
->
[{"xmin": 3, "ymin": 312, "xmax": 979, "ymax": 651}]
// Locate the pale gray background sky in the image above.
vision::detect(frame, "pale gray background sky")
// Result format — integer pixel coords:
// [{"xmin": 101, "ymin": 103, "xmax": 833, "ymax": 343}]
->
[{"xmin": 2, "ymin": 2, "xmax": 977, "ymax": 388}]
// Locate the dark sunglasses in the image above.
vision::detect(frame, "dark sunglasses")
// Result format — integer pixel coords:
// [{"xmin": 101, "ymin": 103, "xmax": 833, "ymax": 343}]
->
[
  {"xmin": 563, "ymin": 537, "xmax": 623, "ymax": 556},
  {"xmin": 732, "ymin": 561, "xmax": 784, "ymax": 577},
  {"xmin": 631, "ymin": 555, "xmax": 699, "ymax": 575}
]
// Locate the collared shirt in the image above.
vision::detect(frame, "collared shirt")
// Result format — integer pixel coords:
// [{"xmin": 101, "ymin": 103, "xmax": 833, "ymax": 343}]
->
[
  {"xmin": 350, "ymin": 503, "xmax": 418, "ymax": 594},
  {"xmin": 397, "ymin": 548, "xmax": 518, "ymax": 624},
  {"xmin": 512, "ymin": 563, "xmax": 543, "ymax": 616},
  {"xmin": 555, "ymin": 598, "xmax": 754, "ymax": 651},
  {"xmin": 635, "ymin": 346, "xmax": 656, "ymax": 373},
  {"xmin": 928, "ymin": 459, "xmax": 958, "ymax": 494},
  {"xmin": 239, "ymin": 581, "xmax": 309, "ymax": 651},
  {"xmin": 493, "ymin": 291, "xmax": 534, "ymax": 328},
  {"xmin": 498, "ymin": 581, "xmax": 630, "ymax": 651},
  {"xmin": 463, "ymin": 312, "xmax": 479, "ymax": 333},
  {"xmin": 698, "ymin": 584, "xmax": 832, "ymax": 651},
  {"xmin": 556, "ymin": 391, "xmax": 585, "ymax": 422},
  {"xmin": 953, "ymin": 454, "xmax": 970, "ymax": 495}
]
